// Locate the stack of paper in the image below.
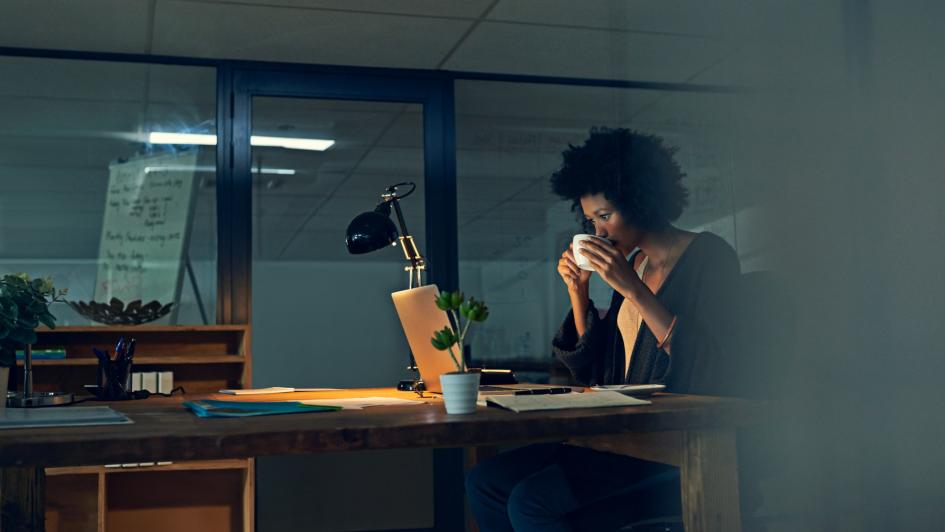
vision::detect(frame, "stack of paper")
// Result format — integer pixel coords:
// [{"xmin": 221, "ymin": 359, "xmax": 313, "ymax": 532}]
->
[
  {"xmin": 297, "ymin": 397, "xmax": 427, "ymax": 410},
  {"xmin": 0, "ymin": 406, "xmax": 132, "ymax": 429},
  {"xmin": 218, "ymin": 387, "xmax": 336, "ymax": 395},
  {"xmin": 486, "ymin": 390, "xmax": 650, "ymax": 413}
]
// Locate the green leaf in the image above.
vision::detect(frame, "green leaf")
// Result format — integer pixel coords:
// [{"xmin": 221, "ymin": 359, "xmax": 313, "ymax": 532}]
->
[
  {"xmin": 434, "ymin": 292, "xmax": 453, "ymax": 311},
  {"xmin": 449, "ymin": 291, "xmax": 464, "ymax": 309},
  {"xmin": 430, "ymin": 326, "xmax": 457, "ymax": 351},
  {"xmin": 0, "ymin": 274, "xmax": 63, "ymax": 350},
  {"xmin": 37, "ymin": 311, "xmax": 56, "ymax": 330},
  {"xmin": 9, "ymin": 327, "xmax": 36, "ymax": 345},
  {"xmin": 0, "ymin": 344, "xmax": 14, "ymax": 368}
]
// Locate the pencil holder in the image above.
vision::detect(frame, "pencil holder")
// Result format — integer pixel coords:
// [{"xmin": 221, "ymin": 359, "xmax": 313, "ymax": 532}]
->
[{"xmin": 92, "ymin": 348, "xmax": 132, "ymax": 400}]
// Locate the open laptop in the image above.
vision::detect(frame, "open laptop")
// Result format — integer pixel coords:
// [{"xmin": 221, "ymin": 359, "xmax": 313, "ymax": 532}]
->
[{"xmin": 391, "ymin": 285, "xmax": 574, "ymax": 395}]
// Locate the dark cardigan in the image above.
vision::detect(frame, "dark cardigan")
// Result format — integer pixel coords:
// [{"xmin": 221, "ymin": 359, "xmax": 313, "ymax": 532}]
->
[{"xmin": 552, "ymin": 232, "xmax": 741, "ymax": 395}]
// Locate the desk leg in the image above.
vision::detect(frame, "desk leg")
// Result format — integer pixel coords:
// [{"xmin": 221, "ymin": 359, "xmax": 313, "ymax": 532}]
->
[
  {"xmin": 680, "ymin": 429, "xmax": 741, "ymax": 532},
  {"xmin": 0, "ymin": 466, "xmax": 45, "ymax": 532}
]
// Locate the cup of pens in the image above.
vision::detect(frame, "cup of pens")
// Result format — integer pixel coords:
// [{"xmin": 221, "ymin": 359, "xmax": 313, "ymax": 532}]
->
[{"xmin": 92, "ymin": 337, "xmax": 136, "ymax": 400}]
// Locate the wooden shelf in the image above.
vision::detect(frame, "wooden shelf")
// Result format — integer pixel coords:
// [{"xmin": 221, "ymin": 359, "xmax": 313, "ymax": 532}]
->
[
  {"xmin": 30, "ymin": 325, "xmax": 255, "ymax": 532},
  {"xmin": 37, "ymin": 325, "xmax": 249, "ymax": 333},
  {"xmin": 18, "ymin": 355, "xmax": 245, "ymax": 366},
  {"xmin": 47, "ymin": 459, "xmax": 251, "ymax": 477}
]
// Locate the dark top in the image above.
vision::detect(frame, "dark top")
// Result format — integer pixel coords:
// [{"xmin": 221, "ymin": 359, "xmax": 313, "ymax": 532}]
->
[{"xmin": 552, "ymin": 232, "xmax": 741, "ymax": 394}]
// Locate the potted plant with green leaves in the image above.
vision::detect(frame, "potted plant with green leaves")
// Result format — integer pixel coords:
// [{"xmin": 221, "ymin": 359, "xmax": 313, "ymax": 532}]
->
[
  {"xmin": 431, "ymin": 290, "xmax": 489, "ymax": 414},
  {"xmin": 0, "ymin": 274, "xmax": 67, "ymax": 409}
]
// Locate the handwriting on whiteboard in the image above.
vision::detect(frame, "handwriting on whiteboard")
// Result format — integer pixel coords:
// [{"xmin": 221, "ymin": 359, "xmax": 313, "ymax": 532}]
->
[{"xmin": 95, "ymin": 151, "xmax": 198, "ymax": 304}]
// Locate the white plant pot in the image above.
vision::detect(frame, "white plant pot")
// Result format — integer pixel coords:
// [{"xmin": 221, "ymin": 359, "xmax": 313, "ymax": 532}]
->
[
  {"xmin": 440, "ymin": 371, "xmax": 480, "ymax": 414},
  {"xmin": 0, "ymin": 366, "xmax": 9, "ymax": 411}
]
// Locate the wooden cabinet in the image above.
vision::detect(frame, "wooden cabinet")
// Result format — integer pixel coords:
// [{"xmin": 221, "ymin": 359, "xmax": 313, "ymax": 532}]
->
[{"xmin": 11, "ymin": 325, "xmax": 253, "ymax": 532}]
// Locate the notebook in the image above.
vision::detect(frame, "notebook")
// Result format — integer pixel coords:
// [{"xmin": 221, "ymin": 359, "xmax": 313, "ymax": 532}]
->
[
  {"xmin": 391, "ymin": 284, "xmax": 575, "ymax": 396},
  {"xmin": 486, "ymin": 390, "xmax": 649, "ymax": 413}
]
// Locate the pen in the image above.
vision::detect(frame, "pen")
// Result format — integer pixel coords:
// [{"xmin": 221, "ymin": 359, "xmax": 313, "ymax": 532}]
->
[
  {"xmin": 115, "ymin": 336, "xmax": 125, "ymax": 362},
  {"xmin": 93, "ymin": 347, "xmax": 109, "ymax": 365},
  {"xmin": 513, "ymin": 387, "xmax": 571, "ymax": 396}
]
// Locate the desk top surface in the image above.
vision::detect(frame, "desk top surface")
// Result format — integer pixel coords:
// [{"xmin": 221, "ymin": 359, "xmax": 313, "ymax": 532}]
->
[{"xmin": 0, "ymin": 389, "xmax": 762, "ymax": 468}]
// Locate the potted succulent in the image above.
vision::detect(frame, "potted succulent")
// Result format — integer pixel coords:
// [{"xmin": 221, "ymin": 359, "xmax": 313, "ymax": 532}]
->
[
  {"xmin": 431, "ymin": 290, "xmax": 489, "ymax": 414},
  {"xmin": 0, "ymin": 274, "xmax": 67, "ymax": 409}
]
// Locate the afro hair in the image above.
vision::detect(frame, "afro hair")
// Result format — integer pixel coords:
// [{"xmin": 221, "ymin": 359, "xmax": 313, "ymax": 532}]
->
[{"xmin": 550, "ymin": 127, "xmax": 689, "ymax": 231}]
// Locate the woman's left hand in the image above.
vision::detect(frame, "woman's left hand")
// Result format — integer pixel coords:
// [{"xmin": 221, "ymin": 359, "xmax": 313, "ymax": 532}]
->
[{"xmin": 577, "ymin": 238, "xmax": 646, "ymax": 299}]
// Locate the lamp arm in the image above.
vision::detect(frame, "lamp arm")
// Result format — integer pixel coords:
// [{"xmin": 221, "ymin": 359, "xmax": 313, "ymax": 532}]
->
[
  {"xmin": 374, "ymin": 183, "xmax": 425, "ymax": 288},
  {"xmin": 389, "ymin": 198, "xmax": 412, "ymax": 239},
  {"xmin": 384, "ymin": 197, "xmax": 426, "ymax": 287}
]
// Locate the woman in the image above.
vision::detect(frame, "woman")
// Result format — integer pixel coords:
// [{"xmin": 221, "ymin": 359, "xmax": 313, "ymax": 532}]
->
[{"xmin": 466, "ymin": 127, "xmax": 742, "ymax": 531}]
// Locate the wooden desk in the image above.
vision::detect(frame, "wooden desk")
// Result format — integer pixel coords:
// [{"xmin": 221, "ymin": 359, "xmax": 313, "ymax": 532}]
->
[{"xmin": 0, "ymin": 389, "xmax": 761, "ymax": 532}]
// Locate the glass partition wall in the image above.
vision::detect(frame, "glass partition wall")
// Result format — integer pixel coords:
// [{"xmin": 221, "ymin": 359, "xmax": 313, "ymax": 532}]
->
[
  {"xmin": 0, "ymin": 49, "xmax": 748, "ymax": 531},
  {"xmin": 249, "ymin": 96, "xmax": 435, "ymax": 531},
  {"xmin": 250, "ymin": 97, "xmax": 427, "ymax": 388},
  {"xmin": 454, "ymin": 81, "xmax": 745, "ymax": 380},
  {"xmin": 0, "ymin": 56, "xmax": 218, "ymax": 325}
]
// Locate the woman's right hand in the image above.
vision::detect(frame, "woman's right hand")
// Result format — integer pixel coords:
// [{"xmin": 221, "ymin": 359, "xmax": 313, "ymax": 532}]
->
[{"xmin": 557, "ymin": 244, "xmax": 591, "ymax": 294}]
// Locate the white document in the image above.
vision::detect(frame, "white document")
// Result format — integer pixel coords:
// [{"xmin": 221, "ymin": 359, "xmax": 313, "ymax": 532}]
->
[
  {"xmin": 486, "ymin": 390, "xmax": 650, "ymax": 413},
  {"xmin": 298, "ymin": 397, "xmax": 427, "ymax": 410},
  {"xmin": 219, "ymin": 387, "xmax": 295, "ymax": 395},
  {"xmin": 218, "ymin": 387, "xmax": 337, "ymax": 395}
]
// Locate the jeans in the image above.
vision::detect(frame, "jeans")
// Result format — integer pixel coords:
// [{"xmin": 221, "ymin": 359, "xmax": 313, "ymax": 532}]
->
[{"xmin": 466, "ymin": 443, "xmax": 680, "ymax": 532}]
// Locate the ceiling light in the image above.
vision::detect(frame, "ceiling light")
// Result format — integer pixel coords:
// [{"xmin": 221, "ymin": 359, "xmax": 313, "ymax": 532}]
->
[
  {"xmin": 250, "ymin": 135, "xmax": 334, "ymax": 151},
  {"xmin": 144, "ymin": 165, "xmax": 296, "ymax": 175},
  {"xmin": 149, "ymin": 132, "xmax": 216, "ymax": 146},
  {"xmin": 147, "ymin": 132, "xmax": 334, "ymax": 152}
]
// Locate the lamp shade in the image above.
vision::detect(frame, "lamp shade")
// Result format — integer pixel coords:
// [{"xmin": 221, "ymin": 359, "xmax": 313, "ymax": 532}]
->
[{"xmin": 345, "ymin": 210, "xmax": 399, "ymax": 254}]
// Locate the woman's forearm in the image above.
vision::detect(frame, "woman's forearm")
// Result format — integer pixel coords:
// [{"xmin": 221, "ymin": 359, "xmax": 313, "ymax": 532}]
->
[
  {"xmin": 627, "ymin": 284, "xmax": 676, "ymax": 354},
  {"xmin": 569, "ymin": 287, "xmax": 590, "ymax": 338}
]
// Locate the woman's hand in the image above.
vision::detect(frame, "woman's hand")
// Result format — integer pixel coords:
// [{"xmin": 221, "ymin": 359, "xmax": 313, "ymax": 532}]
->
[
  {"xmin": 557, "ymin": 244, "xmax": 591, "ymax": 294},
  {"xmin": 577, "ymin": 238, "xmax": 645, "ymax": 299}
]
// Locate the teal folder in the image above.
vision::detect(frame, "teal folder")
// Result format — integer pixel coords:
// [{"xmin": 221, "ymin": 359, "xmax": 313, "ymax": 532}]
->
[
  {"xmin": 183, "ymin": 399, "xmax": 342, "ymax": 418},
  {"xmin": 15, "ymin": 348, "xmax": 67, "ymax": 360}
]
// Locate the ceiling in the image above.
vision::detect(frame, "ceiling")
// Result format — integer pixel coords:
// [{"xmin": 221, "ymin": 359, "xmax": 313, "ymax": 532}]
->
[{"xmin": 0, "ymin": 0, "xmax": 820, "ymax": 263}]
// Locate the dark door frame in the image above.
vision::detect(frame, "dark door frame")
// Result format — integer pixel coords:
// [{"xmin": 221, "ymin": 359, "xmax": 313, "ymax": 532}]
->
[{"xmin": 221, "ymin": 66, "xmax": 462, "ymax": 532}]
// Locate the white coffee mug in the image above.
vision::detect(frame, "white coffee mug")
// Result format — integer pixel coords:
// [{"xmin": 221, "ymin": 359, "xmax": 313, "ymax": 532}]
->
[{"xmin": 572, "ymin": 234, "xmax": 609, "ymax": 271}]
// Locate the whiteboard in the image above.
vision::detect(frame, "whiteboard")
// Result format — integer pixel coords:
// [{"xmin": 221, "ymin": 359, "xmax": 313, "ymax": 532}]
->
[{"xmin": 94, "ymin": 150, "xmax": 199, "ymax": 319}]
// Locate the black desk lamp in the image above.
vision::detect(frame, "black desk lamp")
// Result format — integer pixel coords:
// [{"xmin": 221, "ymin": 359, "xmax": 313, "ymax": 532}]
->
[
  {"xmin": 346, "ymin": 182, "xmax": 426, "ymax": 288},
  {"xmin": 345, "ymin": 182, "xmax": 425, "ymax": 390}
]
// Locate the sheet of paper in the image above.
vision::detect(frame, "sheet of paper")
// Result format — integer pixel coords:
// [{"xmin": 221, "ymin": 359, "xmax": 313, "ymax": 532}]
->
[
  {"xmin": 486, "ymin": 390, "xmax": 650, "ymax": 413},
  {"xmin": 219, "ymin": 387, "xmax": 295, "ymax": 395},
  {"xmin": 218, "ymin": 387, "xmax": 337, "ymax": 395},
  {"xmin": 0, "ymin": 406, "xmax": 133, "ymax": 429},
  {"xmin": 298, "ymin": 397, "xmax": 427, "ymax": 410}
]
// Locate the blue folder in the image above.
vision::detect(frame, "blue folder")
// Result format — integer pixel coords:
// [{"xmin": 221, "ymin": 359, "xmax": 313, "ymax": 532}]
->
[{"xmin": 183, "ymin": 400, "xmax": 342, "ymax": 418}]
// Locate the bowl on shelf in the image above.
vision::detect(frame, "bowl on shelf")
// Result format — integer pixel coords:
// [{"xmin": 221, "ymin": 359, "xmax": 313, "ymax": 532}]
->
[{"xmin": 67, "ymin": 298, "xmax": 173, "ymax": 326}]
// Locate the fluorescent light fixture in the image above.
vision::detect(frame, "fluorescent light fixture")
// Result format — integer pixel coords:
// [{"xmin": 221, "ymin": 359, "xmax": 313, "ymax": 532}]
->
[
  {"xmin": 148, "ymin": 132, "xmax": 216, "ymax": 146},
  {"xmin": 148, "ymin": 132, "xmax": 334, "ymax": 152},
  {"xmin": 251, "ymin": 135, "xmax": 334, "ymax": 151},
  {"xmin": 145, "ymin": 165, "xmax": 296, "ymax": 175}
]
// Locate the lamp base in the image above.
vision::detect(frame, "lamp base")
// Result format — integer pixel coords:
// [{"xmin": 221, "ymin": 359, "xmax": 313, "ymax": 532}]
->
[
  {"xmin": 6, "ymin": 391, "xmax": 76, "ymax": 408},
  {"xmin": 396, "ymin": 379, "xmax": 425, "ymax": 392}
]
